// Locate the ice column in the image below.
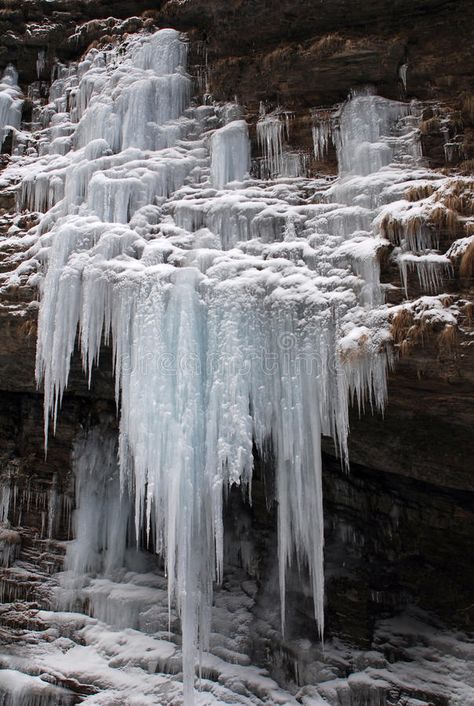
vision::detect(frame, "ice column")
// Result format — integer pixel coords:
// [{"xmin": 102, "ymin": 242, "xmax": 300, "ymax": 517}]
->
[
  {"xmin": 334, "ymin": 89, "xmax": 409, "ymax": 176},
  {"xmin": 66, "ymin": 427, "xmax": 131, "ymax": 577},
  {"xmin": 210, "ymin": 120, "xmax": 251, "ymax": 188},
  {"xmin": 0, "ymin": 65, "xmax": 23, "ymax": 147}
]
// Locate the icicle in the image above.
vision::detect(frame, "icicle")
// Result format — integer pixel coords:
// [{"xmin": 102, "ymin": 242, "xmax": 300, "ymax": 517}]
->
[
  {"xmin": 256, "ymin": 106, "xmax": 292, "ymax": 178},
  {"xmin": 444, "ymin": 141, "xmax": 465, "ymax": 164},
  {"xmin": 311, "ymin": 109, "xmax": 333, "ymax": 162},
  {"xmin": 0, "ymin": 527, "xmax": 20, "ymax": 567},
  {"xmin": 398, "ymin": 253, "xmax": 453, "ymax": 296},
  {"xmin": 0, "ymin": 670, "xmax": 76, "ymax": 705}
]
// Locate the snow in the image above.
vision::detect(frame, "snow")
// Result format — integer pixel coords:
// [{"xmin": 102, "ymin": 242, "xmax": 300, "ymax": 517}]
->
[
  {"xmin": 0, "ymin": 669, "xmax": 76, "ymax": 705},
  {"xmin": 1, "ymin": 600, "xmax": 473, "ymax": 706},
  {"xmin": 447, "ymin": 234, "xmax": 474, "ymax": 260}
]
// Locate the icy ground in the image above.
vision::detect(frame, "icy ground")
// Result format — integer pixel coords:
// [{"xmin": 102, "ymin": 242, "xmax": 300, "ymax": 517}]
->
[
  {"xmin": 0, "ymin": 25, "xmax": 471, "ymax": 706},
  {"xmin": 1, "ymin": 561, "xmax": 474, "ymax": 705}
]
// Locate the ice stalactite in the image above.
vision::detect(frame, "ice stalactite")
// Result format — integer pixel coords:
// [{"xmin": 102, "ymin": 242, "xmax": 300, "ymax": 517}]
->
[
  {"xmin": 444, "ymin": 141, "xmax": 465, "ymax": 164},
  {"xmin": 0, "ymin": 20, "xmax": 473, "ymax": 706},
  {"xmin": 320, "ymin": 90, "xmax": 421, "ymax": 311},
  {"xmin": 4, "ymin": 30, "xmax": 425, "ymax": 706},
  {"xmin": 333, "ymin": 92, "xmax": 458, "ymax": 302},
  {"xmin": 256, "ymin": 107, "xmax": 308, "ymax": 178},
  {"xmin": 312, "ymin": 109, "xmax": 333, "ymax": 162},
  {"xmin": 324, "ymin": 89, "xmax": 453, "ymax": 310},
  {"xmin": 256, "ymin": 106, "xmax": 292, "ymax": 178},
  {"xmin": 377, "ymin": 204, "xmax": 439, "ymax": 252},
  {"xmin": 398, "ymin": 252, "xmax": 453, "ymax": 295}
]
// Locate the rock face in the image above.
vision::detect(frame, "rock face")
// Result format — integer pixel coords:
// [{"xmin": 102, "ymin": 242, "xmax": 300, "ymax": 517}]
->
[
  {"xmin": 164, "ymin": 0, "xmax": 474, "ymax": 172},
  {"xmin": 0, "ymin": 0, "xmax": 473, "ymax": 702},
  {"xmin": 165, "ymin": 0, "xmax": 473, "ymax": 106}
]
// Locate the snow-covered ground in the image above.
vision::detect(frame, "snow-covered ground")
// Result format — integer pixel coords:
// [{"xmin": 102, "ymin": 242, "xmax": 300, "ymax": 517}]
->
[{"xmin": 1, "ymin": 565, "xmax": 474, "ymax": 705}]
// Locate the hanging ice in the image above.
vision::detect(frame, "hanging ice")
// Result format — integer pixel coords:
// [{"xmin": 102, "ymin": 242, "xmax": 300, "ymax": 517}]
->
[
  {"xmin": 9, "ymin": 28, "xmax": 426, "ymax": 706},
  {"xmin": 398, "ymin": 252, "xmax": 453, "ymax": 295},
  {"xmin": 256, "ymin": 107, "xmax": 293, "ymax": 177},
  {"xmin": 312, "ymin": 109, "xmax": 333, "ymax": 162}
]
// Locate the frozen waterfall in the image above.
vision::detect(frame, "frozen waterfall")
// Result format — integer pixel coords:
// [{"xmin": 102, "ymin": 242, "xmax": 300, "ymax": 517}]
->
[{"xmin": 6, "ymin": 27, "xmax": 432, "ymax": 705}]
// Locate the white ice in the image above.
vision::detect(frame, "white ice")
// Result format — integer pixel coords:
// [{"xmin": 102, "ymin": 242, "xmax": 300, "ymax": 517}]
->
[{"xmin": 0, "ymin": 64, "xmax": 23, "ymax": 148}]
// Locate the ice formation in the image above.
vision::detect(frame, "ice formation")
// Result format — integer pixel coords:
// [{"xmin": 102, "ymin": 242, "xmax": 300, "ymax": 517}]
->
[
  {"xmin": 256, "ymin": 106, "xmax": 296, "ymax": 178},
  {"xmin": 398, "ymin": 252, "xmax": 453, "ymax": 295},
  {"xmin": 66, "ymin": 428, "xmax": 132, "ymax": 577},
  {"xmin": 332, "ymin": 89, "xmax": 421, "ymax": 177},
  {"xmin": 0, "ymin": 26, "xmax": 447, "ymax": 705},
  {"xmin": 0, "ymin": 65, "xmax": 23, "ymax": 147},
  {"xmin": 311, "ymin": 110, "xmax": 333, "ymax": 162},
  {"xmin": 399, "ymin": 63, "xmax": 408, "ymax": 92},
  {"xmin": 210, "ymin": 120, "xmax": 251, "ymax": 187}
]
